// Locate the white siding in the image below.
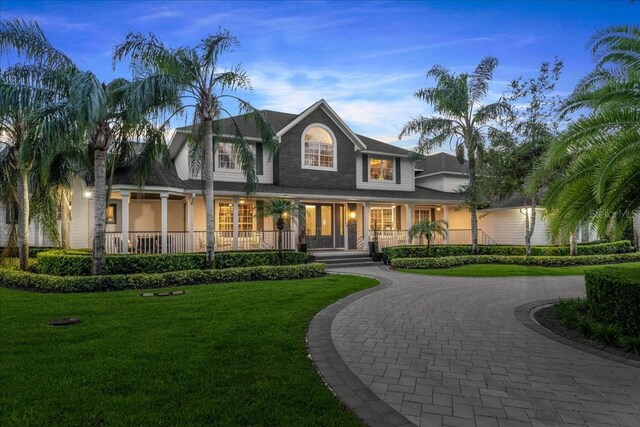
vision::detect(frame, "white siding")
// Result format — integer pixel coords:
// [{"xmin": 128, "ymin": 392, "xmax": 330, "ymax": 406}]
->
[
  {"xmin": 0, "ymin": 203, "xmax": 10, "ymax": 247},
  {"xmin": 478, "ymin": 208, "xmax": 551, "ymax": 245},
  {"xmin": 416, "ymin": 174, "xmax": 469, "ymax": 193},
  {"xmin": 356, "ymin": 156, "xmax": 414, "ymax": 191},
  {"xmin": 174, "ymin": 144, "xmax": 190, "ymax": 180},
  {"xmin": 442, "ymin": 176, "xmax": 468, "ymax": 193},
  {"xmin": 70, "ymin": 178, "xmax": 92, "ymax": 249}
]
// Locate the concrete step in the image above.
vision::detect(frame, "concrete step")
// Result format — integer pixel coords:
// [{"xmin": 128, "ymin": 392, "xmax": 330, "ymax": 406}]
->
[
  {"xmin": 325, "ymin": 261, "xmax": 382, "ymax": 269},
  {"xmin": 312, "ymin": 252, "xmax": 370, "ymax": 261},
  {"xmin": 321, "ymin": 256, "xmax": 372, "ymax": 264}
]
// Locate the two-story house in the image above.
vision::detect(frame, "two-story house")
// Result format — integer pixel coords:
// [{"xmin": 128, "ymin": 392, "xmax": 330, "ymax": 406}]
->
[{"xmin": 0, "ymin": 99, "xmax": 595, "ymax": 254}]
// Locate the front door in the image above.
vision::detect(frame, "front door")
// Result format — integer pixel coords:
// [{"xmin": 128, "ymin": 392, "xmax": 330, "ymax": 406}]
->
[{"xmin": 306, "ymin": 204, "xmax": 334, "ymax": 249}]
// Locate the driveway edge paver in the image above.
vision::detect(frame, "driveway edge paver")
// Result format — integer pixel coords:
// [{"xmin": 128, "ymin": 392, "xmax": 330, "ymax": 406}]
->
[
  {"xmin": 307, "ymin": 269, "xmax": 414, "ymax": 427},
  {"xmin": 514, "ymin": 299, "xmax": 640, "ymax": 369}
]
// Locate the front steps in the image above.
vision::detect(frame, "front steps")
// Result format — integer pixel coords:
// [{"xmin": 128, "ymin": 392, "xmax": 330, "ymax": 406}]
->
[{"xmin": 311, "ymin": 250, "xmax": 382, "ymax": 269}]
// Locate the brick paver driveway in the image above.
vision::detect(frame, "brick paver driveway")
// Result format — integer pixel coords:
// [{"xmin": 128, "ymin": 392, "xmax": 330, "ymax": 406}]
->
[{"xmin": 324, "ymin": 266, "xmax": 640, "ymax": 426}]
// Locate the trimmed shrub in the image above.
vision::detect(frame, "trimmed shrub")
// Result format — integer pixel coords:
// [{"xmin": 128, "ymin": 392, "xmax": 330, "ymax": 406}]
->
[
  {"xmin": 585, "ymin": 267, "xmax": 640, "ymax": 337},
  {"xmin": 391, "ymin": 251, "xmax": 640, "ymax": 270},
  {"xmin": 0, "ymin": 262, "xmax": 325, "ymax": 293},
  {"xmin": 383, "ymin": 240, "xmax": 634, "ymax": 262},
  {"xmin": 36, "ymin": 250, "xmax": 309, "ymax": 276},
  {"xmin": 0, "ymin": 246, "xmax": 56, "ymax": 258}
]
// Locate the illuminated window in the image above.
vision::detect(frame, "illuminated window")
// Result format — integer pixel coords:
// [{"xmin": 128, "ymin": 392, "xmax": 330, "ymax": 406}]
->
[
  {"xmin": 302, "ymin": 125, "xmax": 336, "ymax": 170},
  {"xmin": 217, "ymin": 142, "xmax": 240, "ymax": 170},
  {"xmin": 370, "ymin": 207, "xmax": 394, "ymax": 230},
  {"xmin": 369, "ymin": 157, "xmax": 394, "ymax": 181},
  {"xmin": 414, "ymin": 208, "xmax": 431, "ymax": 224},
  {"xmin": 106, "ymin": 203, "xmax": 117, "ymax": 224},
  {"xmin": 217, "ymin": 203, "xmax": 254, "ymax": 232}
]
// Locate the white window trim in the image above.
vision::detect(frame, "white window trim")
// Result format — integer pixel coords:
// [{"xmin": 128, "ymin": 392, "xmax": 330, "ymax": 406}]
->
[
  {"xmin": 368, "ymin": 156, "xmax": 395, "ymax": 182},
  {"xmin": 216, "ymin": 142, "xmax": 243, "ymax": 173},
  {"xmin": 369, "ymin": 206, "xmax": 395, "ymax": 230},
  {"xmin": 300, "ymin": 123, "xmax": 338, "ymax": 172}
]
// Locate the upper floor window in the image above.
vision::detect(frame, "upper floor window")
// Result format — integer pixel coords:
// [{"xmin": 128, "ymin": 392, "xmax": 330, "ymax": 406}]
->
[
  {"xmin": 302, "ymin": 125, "xmax": 336, "ymax": 171},
  {"xmin": 217, "ymin": 142, "xmax": 240, "ymax": 171},
  {"xmin": 369, "ymin": 157, "xmax": 394, "ymax": 181}
]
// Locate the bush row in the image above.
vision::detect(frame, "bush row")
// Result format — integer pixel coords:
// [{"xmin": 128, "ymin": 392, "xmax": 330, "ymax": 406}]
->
[
  {"xmin": 555, "ymin": 298, "xmax": 640, "ymax": 354},
  {"xmin": 0, "ymin": 262, "xmax": 325, "ymax": 293},
  {"xmin": 383, "ymin": 240, "xmax": 634, "ymax": 261},
  {"xmin": 391, "ymin": 252, "xmax": 640, "ymax": 269},
  {"xmin": 36, "ymin": 250, "xmax": 309, "ymax": 276},
  {"xmin": 0, "ymin": 246, "xmax": 56, "ymax": 258},
  {"xmin": 585, "ymin": 267, "xmax": 640, "ymax": 337}
]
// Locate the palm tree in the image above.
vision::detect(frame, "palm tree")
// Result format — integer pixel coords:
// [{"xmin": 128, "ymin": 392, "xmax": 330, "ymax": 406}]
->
[
  {"xmin": 536, "ymin": 26, "xmax": 640, "ymax": 246},
  {"xmin": 399, "ymin": 57, "xmax": 510, "ymax": 254},
  {"xmin": 258, "ymin": 199, "xmax": 304, "ymax": 263},
  {"xmin": 114, "ymin": 30, "xmax": 278, "ymax": 269},
  {"xmin": 1, "ymin": 19, "xmax": 170, "ymax": 274},
  {"xmin": 408, "ymin": 218, "xmax": 448, "ymax": 256}
]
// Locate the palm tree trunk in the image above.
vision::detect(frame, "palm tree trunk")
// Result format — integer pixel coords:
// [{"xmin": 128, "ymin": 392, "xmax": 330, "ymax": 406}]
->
[
  {"xmin": 203, "ymin": 119, "xmax": 215, "ymax": 268},
  {"xmin": 92, "ymin": 149, "xmax": 107, "ymax": 275},
  {"xmin": 524, "ymin": 198, "xmax": 537, "ymax": 257},
  {"xmin": 633, "ymin": 213, "xmax": 640, "ymax": 252},
  {"xmin": 569, "ymin": 231, "xmax": 578, "ymax": 256},
  {"xmin": 278, "ymin": 228, "xmax": 283, "ymax": 264},
  {"xmin": 468, "ymin": 156, "xmax": 479, "ymax": 255},
  {"xmin": 16, "ymin": 169, "xmax": 30, "ymax": 271},
  {"xmin": 60, "ymin": 188, "xmax": 71, "ymax": 250},
  {"xmin": 426, "ymin": 238, "xmax": 431, "ymax": 256}
]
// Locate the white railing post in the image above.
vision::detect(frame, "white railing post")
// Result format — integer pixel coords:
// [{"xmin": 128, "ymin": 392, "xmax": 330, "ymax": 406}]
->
[
  {"xmin": 121, "ymin": 191, "xmax": 129, "ymax": 254},
  {"xmin": 160, "ymin": 192, "xmax": 168, "ymax": 253},
  {"xmin": 188, "ymin": 194, "xmax": 194, "ymax": 253},
  {"xmin": 232, "ymin": 197, "xmax": 239, "ymax": 251},
  {"xmin": 363, "ymin": 202, "xmax": 370, "ymax": 249},
  {"xmin": 443, "ymin": 205, "xmax": 450, "ymax": 244},
  {"xmin": 406, "ymin": 203, "xmax": 413, "ymax": 245}
]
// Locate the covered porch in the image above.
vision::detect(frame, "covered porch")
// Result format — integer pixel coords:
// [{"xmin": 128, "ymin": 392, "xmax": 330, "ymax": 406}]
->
[{"xmin": 101, "ymin": 191, "xmax": 483, "ymax": 254}]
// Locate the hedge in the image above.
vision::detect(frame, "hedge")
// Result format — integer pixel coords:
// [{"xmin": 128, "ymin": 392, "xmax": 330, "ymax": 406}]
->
[
  {"xmin": 0, "ymin": 246, "xmax": 56, "ymax": 258},
  {"xmin": 36, "ymin": 250, "xmax": 309, "ymax": 276},
  {"xmin": 585, "ymin": 267, "xmax": 640, "ymax": 337},
  {"xmin": 0, "ymin": 262, "xmax": 325, "ymax": 293},
  {"xmin": 391, "ymin": 252, "xmax": 640, "ymax": 269},
  {"xmin": 383, "ymin": 240, "xmax": 634, "ymax": 262}
]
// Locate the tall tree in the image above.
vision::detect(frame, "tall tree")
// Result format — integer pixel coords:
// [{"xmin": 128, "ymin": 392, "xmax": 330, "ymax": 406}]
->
[
  {"xmin": 480, "ymin": 59, "xmax": 565, "ymax": 255},
  {"xmin": 535, "ymin": 26, "xmax": 640, "ymax": 246},
  {"xmin": 114, "ymin": 30, "xmax": 278, "ymax": 268},
  {"xmin": 399, "ymin": 57, "xmax": 509, "ymax": 254}
]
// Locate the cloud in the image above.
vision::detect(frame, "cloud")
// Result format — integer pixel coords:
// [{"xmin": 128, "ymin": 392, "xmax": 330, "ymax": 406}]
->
[
  {"xmin": 135, "ymin": 9, "xmax": 184, "ymax": 22},
  {"xmin": 357, "ymin": 36, "xmax": 496, "ymax": 59}
]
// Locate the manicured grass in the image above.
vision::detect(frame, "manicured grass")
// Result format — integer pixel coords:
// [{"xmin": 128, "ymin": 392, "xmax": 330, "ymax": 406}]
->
[
  {"xmin": 398, "ymin": 262, "xmax": 640, "ymax": 277},
  {"xmin": 0, "ymin": 275, "xmax": 376, "ymax": 426}
]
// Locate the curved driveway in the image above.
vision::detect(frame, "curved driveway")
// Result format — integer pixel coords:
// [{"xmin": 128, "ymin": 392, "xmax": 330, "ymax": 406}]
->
[{"xmin": 325, "ymin": 266, "xmax": 640, "ymax": 427}]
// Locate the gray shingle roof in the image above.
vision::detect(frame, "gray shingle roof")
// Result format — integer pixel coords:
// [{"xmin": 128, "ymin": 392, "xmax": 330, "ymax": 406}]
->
[
  {"xmin": 183, "ymin": 179, "xmax": 465, "ymax": 202},
  {"xmin": 357, "ymin": 134, "xmax": 411, "ymax": 156},
  {"xmin": 416, "ymin": 152, "xmax": 469, "ymax": 176},
  {"xmin": 111, "ymin": 161, "xmax": 186, "ymax": 189}
]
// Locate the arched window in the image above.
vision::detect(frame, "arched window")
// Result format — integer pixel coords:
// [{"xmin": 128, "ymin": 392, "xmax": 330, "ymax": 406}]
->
[{"xmin": 302, "ymin": 124, "xmax": 337, "ymax": 171}]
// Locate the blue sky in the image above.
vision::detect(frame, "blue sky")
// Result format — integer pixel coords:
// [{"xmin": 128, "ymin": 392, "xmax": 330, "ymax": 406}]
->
[{"xmin": 1, "ymin": 0, "xmax": 637, "ymax": 151}]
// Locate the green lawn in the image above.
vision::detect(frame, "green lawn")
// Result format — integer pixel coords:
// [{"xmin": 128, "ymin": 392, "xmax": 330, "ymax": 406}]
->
[
  {"xmin": 0, "ymin": 275, "xmax": 376, "ymax": 426},
  {"xmin": 398, "ymin": 262, "xmax": 640, "ymax": 277}
]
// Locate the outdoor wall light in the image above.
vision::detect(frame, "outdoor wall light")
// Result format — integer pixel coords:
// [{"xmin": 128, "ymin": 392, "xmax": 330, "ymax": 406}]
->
[
  {"xmin": 82, "ymin": 190, "xmax": 93, "ymax": 199},
  {"xmin": 436, "ymin": 207, "xmax": 441, "ymax": 211},
  {"xmin": 349, "ymin": 211, "xmax": 356, "ymax": 220}
]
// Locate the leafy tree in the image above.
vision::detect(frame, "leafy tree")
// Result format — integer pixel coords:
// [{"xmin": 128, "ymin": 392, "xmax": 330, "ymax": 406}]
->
[
  {"xmin": 258, "ymin": 199, "xmax": 304, "ymax": 263},
  {"xmin": 535, "ymin": 26, "xmax": 640, "ymax": 248},
  {"xmin": 408, "ymin": 218, "xmax": 448, "ymax": 255},
  {"xmin": 114, "ymin": 30, "xmax": 278, "ymax": 269},
  {"xmin": 480, "ymin": 59, "xmax": 566, "ymax": 255},
  {"xmin": 399, "ymin": 57, "xmax": 510, "ymax": 254}
]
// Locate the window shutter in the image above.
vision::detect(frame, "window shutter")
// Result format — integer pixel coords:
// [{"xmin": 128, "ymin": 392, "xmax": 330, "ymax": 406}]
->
[
  {"xmin": 396, "ymin": 158, "xmax": 401, "ymax": 184},
  {"xmin": 362, "ymin": 154, "xmax": 368, "ymax": 182},
  {"xmin": 396, "ymin": 205, "xmax": 402, "ymax": 230},
  {"xmin": 256, "ymin": 143, "xmax": 263, "ymax": 175}
]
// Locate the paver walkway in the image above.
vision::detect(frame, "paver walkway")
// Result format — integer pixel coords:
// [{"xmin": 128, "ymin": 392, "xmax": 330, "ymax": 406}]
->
[{"xmin": 326, "ymin": 266, "xmax": 640, "ymax": 426}]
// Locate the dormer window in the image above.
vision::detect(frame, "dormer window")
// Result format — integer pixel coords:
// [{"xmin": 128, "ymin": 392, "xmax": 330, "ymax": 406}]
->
[
  {"xmin": 302, "ymin": 124, "xmax": 337, "ymax": 171},
  {"xmin": 369, "ymin": 157, "xmax": 394, "ymax": 181},
  {"xmin": 217, "ymin": 142, "xmax": 240, "ymax": 171}
]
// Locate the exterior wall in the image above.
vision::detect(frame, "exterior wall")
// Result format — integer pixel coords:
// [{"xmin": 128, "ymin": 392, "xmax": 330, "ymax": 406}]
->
[
  {"xmin": 127, "ymin": 199, "xmax": 185, "ymax": 232},
  {"xmin": 174, "ymin": 144, "xmax": 190, "ymax": 180},
  {"xmin": 356, "ymin": 155, "xmax": 414, "ymax": 191},
  {"xmin": 478, "ymin": 208, "xmax": 551, "ymax": 245},
  {"xmin": 277, "ymin": 107, "xmax": 357, "ymax": 189},
  {"xmin": 447, "ymin": 206, "xmax": 471, "ymax": 229},
  {"xmin": 416, "ymin": 174, "xmax": 468, "ymax": 193}
]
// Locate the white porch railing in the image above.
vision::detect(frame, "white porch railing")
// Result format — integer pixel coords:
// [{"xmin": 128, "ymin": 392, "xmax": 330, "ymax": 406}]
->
[
  {"xmin": 367, "ymin": 228, "xmax": 498, "ymax": 249},
  {"xmin": 107, "ymin": 230, "xmax": 296, "ymax": 254}
]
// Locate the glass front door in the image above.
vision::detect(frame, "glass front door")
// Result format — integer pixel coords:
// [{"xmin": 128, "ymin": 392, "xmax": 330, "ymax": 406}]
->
[{"xmin": 305, "ymin": 204, "xmax": 334, "ymax": 249}]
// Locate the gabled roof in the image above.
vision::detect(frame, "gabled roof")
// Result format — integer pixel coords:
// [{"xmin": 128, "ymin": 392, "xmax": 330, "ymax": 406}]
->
[
  {"xmin": 110, "ymin": 160, "xmax": 186, "ymax": 189},
  {"xmin": 169, "ymin": 100, "xmax": 411, "ymax": 158},
  {"xmin": 415, "ymin": 152, "xmax": 469, "ymax": 177}
]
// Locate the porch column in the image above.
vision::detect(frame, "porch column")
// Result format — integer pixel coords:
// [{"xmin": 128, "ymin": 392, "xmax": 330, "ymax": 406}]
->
[
  {"xmin": 232, "ymin": 196, "xmax": 239, "ymax": 250},
  {"xmin": 406, "ymin": 203, "xmax": 413, "ymax": 244},
  {"xmin": 121, "ymin": 191, "xmax": 130, "ymax": 254},
  {"xmin": 363, "ymin": 201, "xmax": 370, "ymax": 249},
  {"xmin": 344, "ymin": 202, "xmax": 349, "ymax": 250},
  {"xmin": 160, "ymin": 192, "xmax": 168, "ymax": 253},
  {"xmin": 187, "ymin": 194, "xmax": 194, "ymax": 252},
  {"xmin": 292, "ymin": 198, "xmax": 300, "ymax": 250},
  {"xmin": 443, "ymin": 205, "xmax": 450, "ymax": 244}
]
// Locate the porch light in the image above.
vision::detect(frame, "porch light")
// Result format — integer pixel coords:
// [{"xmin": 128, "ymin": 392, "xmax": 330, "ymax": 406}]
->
[
  {"xmin": 82, "ymin": 190, "xmax": 93, "ymax": 199},
  {"xmin": 239, "ymin": 199, "xmax": 245, "ymax": 204},
  {"xmin": 436, "ymin": 207, "xmax": 441, "ymax": 211},
  {"xmin": 349, "ymin": 211, "xmax": 356, "ymax": 220}
]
